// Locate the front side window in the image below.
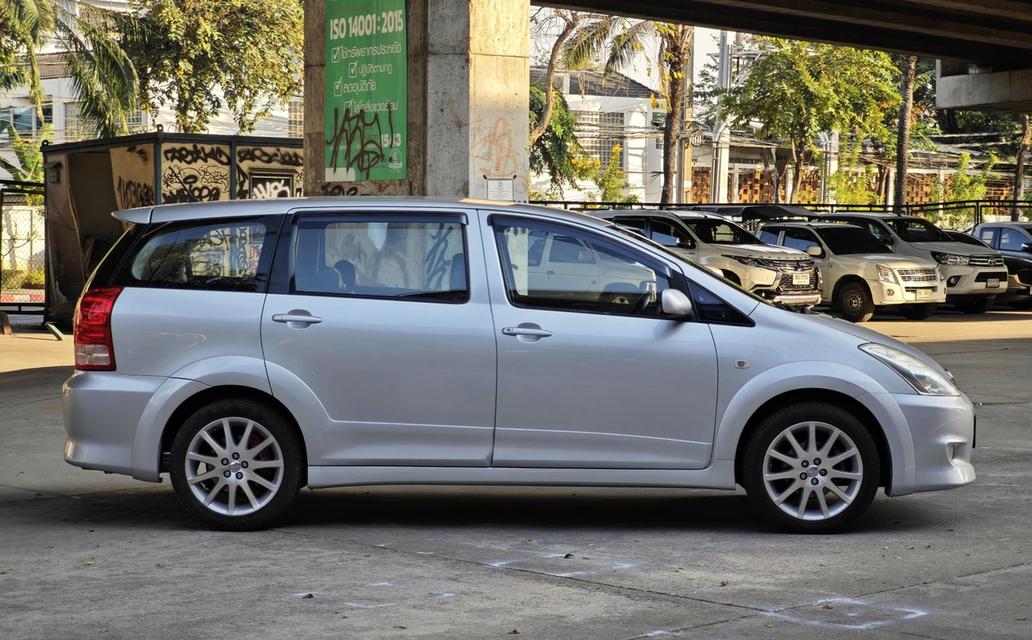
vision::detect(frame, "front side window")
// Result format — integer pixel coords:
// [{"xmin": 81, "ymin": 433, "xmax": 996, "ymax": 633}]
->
[
  {"xmin": 782, "ymin": 228, "xmax": 822, "ymax": 254},
  {"xmin": 998, "ymin": 228, "xmax": 1030, "ymax": 251},
  {"xmin": 493, "ymin": 218, "xmax": 672, "ymax": 317},
  {"xmin": 127, "ymin": 220, "xmax": 270, "ymax": 291},
  {"xmin": 891, "ymin": 218, "xmax": 950, "ymax": 243},
  {"xmin": 816, "ymin": 226, "xmax": 891, "ymax": 255},
  {"xmin": 293, "ymin": 216, "xmax": 468, "ymax": 302},
  {"xmin": 649, "ymin": 219, "xmax": 694, "ymax": 248}
]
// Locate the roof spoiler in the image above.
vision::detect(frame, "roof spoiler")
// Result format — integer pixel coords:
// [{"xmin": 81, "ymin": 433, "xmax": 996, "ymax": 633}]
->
[{"xmin": 113, "ymin": 207, "xmax": 153, "ymax": 224}]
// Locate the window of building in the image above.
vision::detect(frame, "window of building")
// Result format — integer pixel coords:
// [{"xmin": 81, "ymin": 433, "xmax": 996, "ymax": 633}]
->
[
  {"xmin": 288, "ymin": 97, "xmax": 304, "ymax": 138},
  {"xmin": 574, "ymin": 110, "xmax": 625, "ymax": 170},
  {"xmin": 0, "ymin": 102, "xmax": 52, "ymax": 142},
  {"xmin": 65, "ymin": 102, "xmax": 147, "ymax": 141}
]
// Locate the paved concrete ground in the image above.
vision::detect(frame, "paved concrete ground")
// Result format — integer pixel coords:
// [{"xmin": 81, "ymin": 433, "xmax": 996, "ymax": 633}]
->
[{"xmin": 1, "ymin": 310, "xmax": 1030, "ymax": 639}]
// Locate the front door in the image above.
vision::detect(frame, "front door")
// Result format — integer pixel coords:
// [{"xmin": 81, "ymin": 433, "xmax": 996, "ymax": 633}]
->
[
  {"xmin": 261, "ymin": 210, "xmax": 497, "ymax": 466},
  {"xmin": 483, "ymin": 213, "xmax": 719, "ymax": 469}
]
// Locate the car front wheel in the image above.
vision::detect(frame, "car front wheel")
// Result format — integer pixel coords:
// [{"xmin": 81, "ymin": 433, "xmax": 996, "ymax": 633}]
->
[
  {"xmin": 835, "ymin": 282, "xmax": 875, "ymax": 322},
  {"xmin": 742, "ymin": 403, "xmax": 880, "ymax": 533},
  {"xmin": 170, "ymin": 399, "xmax": 303, "ymax": 530}
]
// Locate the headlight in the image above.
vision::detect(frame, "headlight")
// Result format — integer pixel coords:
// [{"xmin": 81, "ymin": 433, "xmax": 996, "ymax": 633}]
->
[
  {"xmin": 859, "ymin": 343, "xmax": 959, "ymax": 396},
  {"xmin": 725, "ymin": 254, "xmax": 766, "ymax": 268},
  {"xmin": 931, "ymin": 252, "xmax": 969, "ymax": 266},
  {"xmin": 876, "ymin": 264, "xmax": 897, "ymax": 284}
]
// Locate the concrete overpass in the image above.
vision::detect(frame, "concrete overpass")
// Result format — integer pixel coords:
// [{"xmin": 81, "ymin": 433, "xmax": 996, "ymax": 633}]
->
[{"xmin": 304, "ymin": 0, "xmax": 1032, "ymax": 200}]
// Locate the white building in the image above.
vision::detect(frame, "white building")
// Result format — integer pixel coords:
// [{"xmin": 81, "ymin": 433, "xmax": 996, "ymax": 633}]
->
[{"xmin": 531, "ymin": 66, "xmax": 665, "ymax": 202}]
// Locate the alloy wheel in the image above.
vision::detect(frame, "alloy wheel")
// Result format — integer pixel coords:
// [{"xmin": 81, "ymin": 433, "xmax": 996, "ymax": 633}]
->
[
  {"xmin": 762, "ymin": 421, "xmax": 864, "ymax": 521},
  {"xmin": 184, "ymin": 417, "xmax": 284, "ymax": 516}
]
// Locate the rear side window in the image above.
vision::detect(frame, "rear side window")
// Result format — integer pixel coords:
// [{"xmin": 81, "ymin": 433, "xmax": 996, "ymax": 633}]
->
[
  {"xmin": 292, "ymin": 216, "xmax": 468, "ymax": 302},
  {"xmin": 759, "ymin": 228, "xmax": 782, "ymax": 245},
  {"xmin": 120, "ymin": 219, "xmax": 274, "ymax": 292}
]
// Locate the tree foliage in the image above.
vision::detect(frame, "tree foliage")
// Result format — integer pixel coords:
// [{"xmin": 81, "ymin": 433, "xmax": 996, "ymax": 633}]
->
[
  {"xmin": 529, "ymin": 82, "xmax": 583, "ymax": 194},
  {"xmin": 0, "ymin": 0, "xmax": 55, "ymax": 112},
  {"xmin": 930, "ymin": 152, "xmax": 997, "ymax": 227},
  {"xmin": 67, "ymin": 0, "xmax": 303, "ymax": 135},
  {"xmin": 717, "ymin": 38, "xmax": 900, "ymax": 201}
]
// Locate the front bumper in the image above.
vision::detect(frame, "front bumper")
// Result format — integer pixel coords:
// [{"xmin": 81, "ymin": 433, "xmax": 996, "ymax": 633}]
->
[
  {"xmin": 890, "ymin": 392, "xmax": 975, "ymax": 495},
  {"xmin": 942, "ymin": 265, "xmax": 1007, "ymax": 296},
  {"xmin": 870, "ymin": 281, "xmax": 946, "ymax": 306},
  {"xmin": 744, "ymin": 266, "xmax": 821, "ymax": 308}
]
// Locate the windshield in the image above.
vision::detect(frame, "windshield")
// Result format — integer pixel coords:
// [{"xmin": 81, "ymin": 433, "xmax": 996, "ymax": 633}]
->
[
  {"xmin": 891, "ymin": 218, "xmax": 951, "ymax": 243},
  {"xmin": 680, "ymin": 219, "xmax": 760, "ymax": 245},
  {"xmin": 815, "ymin": 226, "xmax": 891, "ymax": 255}
]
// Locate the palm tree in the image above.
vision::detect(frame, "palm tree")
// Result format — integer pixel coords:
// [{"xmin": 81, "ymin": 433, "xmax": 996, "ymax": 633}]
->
[
  {"xmin": 561, "ymin": 16, "xmax": 693, "ymax": 204},
  {"xmin": 893, "ymin": 55, "xmax": 917, "ymax": 211},
  {"xmin": 59, "ymin": 5, "xmax": 140, "ymax": 138},
  {"xmin": 0, "ymin": 0, "xmax": 56, "ymax": 113}
]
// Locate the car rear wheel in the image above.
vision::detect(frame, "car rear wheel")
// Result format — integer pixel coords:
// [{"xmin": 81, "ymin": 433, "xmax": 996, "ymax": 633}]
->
[
  {"xmin": 835, "ymin": 282, "xmax": 875, "ymax": 322},
  {"xmin": 954, "ymin": 296, "xmax": 994, "ymax": 314},
  {"xmin": 742, "ymin": 403, "xmax": 880, "ymax": 533},
  {"xmin": 170, "ymin": 399, "xmax": 303, "ymax": 530},
  {"xmin": 899, "ymin": 303, "xmax": 937, "ymax": 320}
]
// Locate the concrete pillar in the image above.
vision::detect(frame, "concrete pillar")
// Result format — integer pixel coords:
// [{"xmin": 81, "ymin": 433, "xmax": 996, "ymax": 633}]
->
[{"xmin": 305, "ymin": 0, "xmax": 530, "ymax": 200}]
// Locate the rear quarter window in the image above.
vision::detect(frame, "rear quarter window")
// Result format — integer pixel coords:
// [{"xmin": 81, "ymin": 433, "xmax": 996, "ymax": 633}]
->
[{"xmin": 114, "ymin": 218, "xmax": 278, "ymax": 292}]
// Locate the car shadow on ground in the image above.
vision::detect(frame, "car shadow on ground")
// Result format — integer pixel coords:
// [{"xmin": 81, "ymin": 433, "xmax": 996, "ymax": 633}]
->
[{"xmin": 10, "ymin": 484, "xmax": 953, "ymax": 536}]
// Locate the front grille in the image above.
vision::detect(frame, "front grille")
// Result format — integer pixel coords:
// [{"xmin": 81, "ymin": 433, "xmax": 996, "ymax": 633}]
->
[
  {"xmin": 969, "ymin": 255, "xmax": 1005, "ymax": 267},
  {"xmin": 974, "ymin": 271, "xmax": 1008, "ymax": 282},
  {"xmin": 768, "ymin": 259, "xmax": 814, "ymax": 272},
  {"xmin": 896, "ymin": 268, "xmax": 938, "ymax": 284},
  {"xmin": 777, "ymin": 270, "xmax": 819, "ymax": 291}
]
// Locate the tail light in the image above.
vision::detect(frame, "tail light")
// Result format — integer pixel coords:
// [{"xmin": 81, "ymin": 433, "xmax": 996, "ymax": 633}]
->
[{"xmin": 73, "ymin": 287, "xmax": 123, "ymax": 371}]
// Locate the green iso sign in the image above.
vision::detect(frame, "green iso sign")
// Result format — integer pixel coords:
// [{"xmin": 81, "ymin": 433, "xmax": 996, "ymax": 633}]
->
[{"xmin": 325, "ymin": 0, "xmax": 407, "ymax": 182}]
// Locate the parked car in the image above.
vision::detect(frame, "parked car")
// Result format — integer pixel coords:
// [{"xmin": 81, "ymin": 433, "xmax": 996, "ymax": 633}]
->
[
  {"xmin": 970, "ymin": 222, "xmax": 1032, "ymax": 309},
  {"xmin": 64, "ymin": 198, "xmax": 975, "ymax": 533},
  {"xmin": 815, "ymin": 213, "xmax": 1006, "ymax": 314},
  {"xmin": 758, "ymin": 222, "xmax": 945, "ymax": 322},
  {"xmin": 591, "ymin": 210, "xmax": 821, "ymax": 310}
]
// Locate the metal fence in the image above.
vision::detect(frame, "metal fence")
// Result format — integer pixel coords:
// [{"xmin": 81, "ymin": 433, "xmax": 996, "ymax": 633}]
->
[
  {"xmin": 531, "ymin": 199, "xmax": 1032, "ymax": 230},
  {"xmin": 1, "ymin": 180, "xmax": 46, "ymax": 313}
]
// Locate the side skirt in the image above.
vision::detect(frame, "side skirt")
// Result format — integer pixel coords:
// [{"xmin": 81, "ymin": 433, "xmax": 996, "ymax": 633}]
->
[{"xmin": 306, "ymin": 460, "xmax": 737, "ymax": 490}]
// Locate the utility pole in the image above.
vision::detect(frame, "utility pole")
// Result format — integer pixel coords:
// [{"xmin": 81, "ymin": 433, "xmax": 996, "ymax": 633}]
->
[
  {"xmin": 710, "ymin": 31, "xmax": 731, "ymax": 203},
  {"xmin": 675, "ymin": 33, "xmax": 694, "ymax": 204}
]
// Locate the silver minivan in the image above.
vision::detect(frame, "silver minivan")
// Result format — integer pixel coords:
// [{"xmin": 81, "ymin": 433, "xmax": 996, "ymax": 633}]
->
[{"xmin": 64, "ymin": 198, "xmax": 975, "ymax": 532}]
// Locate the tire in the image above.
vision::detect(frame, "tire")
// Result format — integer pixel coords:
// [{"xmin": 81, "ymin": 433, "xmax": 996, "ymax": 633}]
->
[
  {"xmin": 953, "ymin": 296, "xmax": 994, "ymax": 314},
  {"xmin": 835, "ymin": 281, "xmax": 875, "ymax": 323},
  {"xmin": 899, "ymin": 303, "xmax": 937, "ymax": 320},
  {"xmin": 741, "ymin": 402, "xmax": 881, "ymax": 533},
  {"xmin": 170, "ymin": 399, "xmax": 303, "ymax": 531}
]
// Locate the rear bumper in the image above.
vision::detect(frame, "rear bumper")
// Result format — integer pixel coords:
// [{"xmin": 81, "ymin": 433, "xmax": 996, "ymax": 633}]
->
[
  {"xmin": 889, "ymin": 392, "xmax": 975, "ymax": 495},
  {"xmin": 63, "ymin": 371, "xmax": 206, "ymax": 481}
]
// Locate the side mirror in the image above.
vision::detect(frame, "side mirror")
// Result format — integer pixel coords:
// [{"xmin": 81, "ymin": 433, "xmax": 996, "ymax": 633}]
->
[
  {"xmin": 677, "ymin": 240, "xmax": 695, "ymax": 249},
  {"xmin": 661, "ymin": 288, "xmax": 694, "ymax": 318},
  {"xmin": 1022, "ymin": 242, "xmax": 1032, "ymax": 254},
  {"xmin": 806, "ymin": 245, "xmax": 823, "ymax": 257}
]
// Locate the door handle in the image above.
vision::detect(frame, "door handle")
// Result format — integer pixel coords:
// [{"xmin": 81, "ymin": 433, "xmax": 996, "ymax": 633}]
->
[
  {"xmin": 502, "ymin": 326, "xmax": 552, "ymax": 338},
  {"xmin": 272, "ymin": 313, "xmax": 323, "ymax": 325}
]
